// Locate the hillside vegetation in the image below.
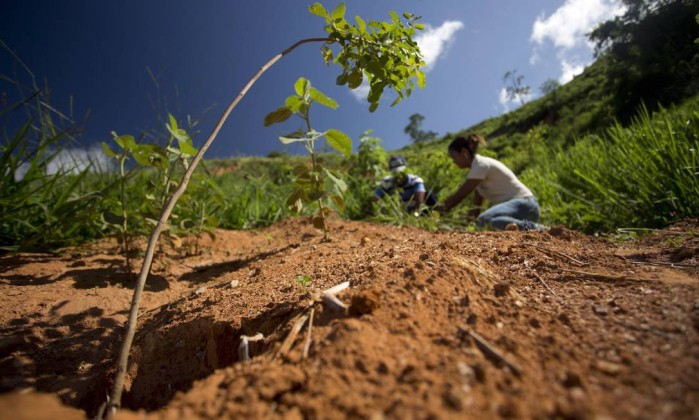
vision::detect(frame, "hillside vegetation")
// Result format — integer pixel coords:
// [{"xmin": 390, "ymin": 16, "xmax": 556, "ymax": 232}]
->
[{"xmin": 1, "ymin": 0, "xmax": 697, "ymax": 253}]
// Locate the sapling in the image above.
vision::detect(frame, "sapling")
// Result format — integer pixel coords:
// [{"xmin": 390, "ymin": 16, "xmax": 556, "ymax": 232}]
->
[
  {"xmin": 265, "ymin": 77, "xmax": 351, "ymax": 240},
  {"xmin": 102, "ymin": 132, "xmax": 168, "ymax": 271},
  {"xmin": 105, "ymin": 3, "xmax": 424, "ymax": 417}
]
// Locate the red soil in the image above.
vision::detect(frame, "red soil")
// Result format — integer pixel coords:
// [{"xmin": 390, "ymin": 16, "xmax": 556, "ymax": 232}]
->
[{"xmin": 0, "ymin": 217, "xmax": 697, "ymax": 419}]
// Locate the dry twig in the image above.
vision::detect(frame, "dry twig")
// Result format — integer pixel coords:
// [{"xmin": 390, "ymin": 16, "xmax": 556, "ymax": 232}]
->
[
  {"xmin": 303, "ymin": 308, "xmax": 315, "ymax": 359},
  {"xmin": 558, "ymin": 268, "xmax": 647, "ymax": 282},
  {"xmin": 631, "ymin": 261, "xmax": 696, "ymax": 269},
  {"xmin": 525, "ymin": 243, "xmax": 587, "ymax": 266},
  {"xmin": 467, "ymin": 329, "xmax": 522, "ymax": 377},
  {"xmin": 532, "ymin": 271, "xmax": 557, "ymax": 296},
  {"xmin": 276, "ymin": 313, "xmax": 310, "ymax": 359}
]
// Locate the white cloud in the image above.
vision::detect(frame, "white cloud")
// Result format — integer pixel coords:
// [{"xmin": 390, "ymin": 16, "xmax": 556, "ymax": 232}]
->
[
  {"xmin": 349, "ymin": 20, "xmax": 463, "ymax": 102},
  {"xmin": 14, "ymin": 145, "xmax": 114, "ymax": 181},
  {"xmin": 559, "ymin": 60, "xmax": 586, "ymax": 84},
  {"xmin": 348, "ymin": 83, "xmax": 371, "ymax": 102},
  {"xmin": 530, "ymin": 0, "xmax": 625, "ymax": 82},
  {"xmin": 415, "ymin": 20, "xmax": 464, "ymax": 72}
]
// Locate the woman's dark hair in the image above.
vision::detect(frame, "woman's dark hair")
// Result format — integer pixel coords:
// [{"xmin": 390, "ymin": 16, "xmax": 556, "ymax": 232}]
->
[{"xmin": 448, "ymin": 134, "xmax": 487, "ymax": 156}]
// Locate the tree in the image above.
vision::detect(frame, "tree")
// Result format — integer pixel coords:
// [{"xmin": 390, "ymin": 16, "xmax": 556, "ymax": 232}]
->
[
  {"xmin": 404, "ymin": 113, "xmax": 437, "ymax": 143},
  {"xmin": 503, "ymin": 69, "xmax": 531, "ymax": 106},
  {"xmin": 588, "ymin": 0, "xmax": 699, "ymax": 121},
  {"xmin": 539, "ymin": 78, "xmax": 560, "ymax": 96}
]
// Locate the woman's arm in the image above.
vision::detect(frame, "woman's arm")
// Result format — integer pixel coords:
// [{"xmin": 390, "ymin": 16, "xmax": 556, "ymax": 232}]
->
[
  {"xmin": 467, "ymin": 189, "xmax": 484, "ymax": 219},
  {"xmin": 442, "ymin": 178, "xmax": 482, "ymax": 212}
]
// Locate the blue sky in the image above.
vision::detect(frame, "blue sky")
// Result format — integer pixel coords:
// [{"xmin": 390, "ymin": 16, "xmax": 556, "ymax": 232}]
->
[{"xmin": 1, "ymin": 0, "xmax": 625, "ymax": 161}]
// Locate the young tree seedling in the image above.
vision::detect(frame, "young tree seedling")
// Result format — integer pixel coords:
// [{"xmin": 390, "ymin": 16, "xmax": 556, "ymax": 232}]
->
[
  {"xmin": 265, "ymin": 77, "xmax": 350, "ymax": 240},
  {"xmin": 105, "ymin": 3, "xmax": 425, "ymax": 417}
]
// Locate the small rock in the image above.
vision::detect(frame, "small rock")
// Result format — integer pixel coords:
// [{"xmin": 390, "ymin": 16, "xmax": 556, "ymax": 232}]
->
[
  {"xmin": 453, "ymin": 295, "xmax": 469, "ymax": 307},
  {"xmin": 360, "ymin": 236, "xmax": 370, "ymax": 246},
  {"xmin": 593, "ymin": 305, "xmax": 609, "ymax": 316},
  {"xmin": 562, "ymin": 371, "xmax": 584, "ymax": 388},
  {"xmin": 419, "ymin": 253, "xmax": 430, "ymax": 261},
  {"xmin": 494, "ymin": 282, "xmax": 511, "ymax": 297},
  {"xmin": 472, "ymin": 363, "xmax": 486, "ymax": 383},
  {"xmin": 557, "ymin": 313, "xmax": 572, "ymax": 325},
  {"xmin": 594, "ymin": 360, "xmax": 623, "ymax": 376},
  {"xmin": 443, "ymin": 387, "xmax": 465, "ymax": 411},
  {"xmin": 194, "ymin": 287, "xmax": 207, "ymax": 296},
  {"xmin": 229, "ymin": 280, "xmax": 239, "ymax": 288}
]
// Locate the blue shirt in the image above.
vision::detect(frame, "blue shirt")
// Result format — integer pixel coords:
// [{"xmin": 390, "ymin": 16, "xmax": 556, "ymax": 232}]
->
[{"xmin": 375, "ymin": 173, "xmax": 427, "ymax": 204}]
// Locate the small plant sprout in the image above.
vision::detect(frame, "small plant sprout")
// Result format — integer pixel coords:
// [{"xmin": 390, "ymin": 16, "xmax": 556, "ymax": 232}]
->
[
  {"xmin": 102, "ymin": 132, "xmax": 168, "ymax": 271},
  {"xmin": 294, "ymin": 274, "xmax": 313, "ymax": 289},
  {"xmin": 265, "ymin": 77, "xmax": 350, "ymax": 240}
]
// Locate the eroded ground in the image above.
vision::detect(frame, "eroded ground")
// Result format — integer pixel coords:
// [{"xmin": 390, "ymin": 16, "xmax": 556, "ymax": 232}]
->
[{"xmin": 0, "ymin": 217, "xmax": 697, "ymax": 419}]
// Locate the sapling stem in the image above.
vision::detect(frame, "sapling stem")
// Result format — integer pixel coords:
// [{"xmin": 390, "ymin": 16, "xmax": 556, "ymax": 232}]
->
[{"xmin": 104, "ymin": 36, "xmax": 330, "ymax": 419}]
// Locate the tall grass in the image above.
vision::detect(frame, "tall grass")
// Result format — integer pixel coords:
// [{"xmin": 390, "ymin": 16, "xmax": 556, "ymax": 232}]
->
[
  {"xmin": 522, "ymin": 98, "xmax": 699, "ymax": 233},
  {"xmin": 0, "ymin": 56, "xmax": 108, "ymax": 251}
]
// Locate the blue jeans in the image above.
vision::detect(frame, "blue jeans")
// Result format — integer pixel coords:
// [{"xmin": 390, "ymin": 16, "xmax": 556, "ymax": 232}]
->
[{"xmin": 476, "ymin": 196, "xmax": 543, "ymax": 231}]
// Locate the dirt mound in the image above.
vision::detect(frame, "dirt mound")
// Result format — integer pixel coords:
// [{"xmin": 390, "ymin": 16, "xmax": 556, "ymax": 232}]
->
[{"xmin": 0, "ymin": 218, "xmax": 697, "ymax": 419}]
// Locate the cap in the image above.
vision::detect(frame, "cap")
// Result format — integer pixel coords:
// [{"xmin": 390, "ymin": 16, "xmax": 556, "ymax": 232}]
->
[{"xmin": 388, "ymin": 155, "xmax": 407, "ymax": 173}]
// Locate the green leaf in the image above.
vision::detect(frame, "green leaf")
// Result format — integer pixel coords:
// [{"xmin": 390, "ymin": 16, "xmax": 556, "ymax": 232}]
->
[
  {"xmin": 168, "ymin": 113, "xmax": 178, "ymax": 131},
  {"xmin": 331, "ymin": 194, "xmax": 345, "ymax": 210},
  {"xmin": 285, "ymin": 96, "xmax": 304, "ymax": 113},
  {"xmin": 292, "ymin": 163, "xmax": 310, "ymax": 176},
  {"xmin": 112, "ymin": 132, "xmax": 137, "ymax": 152},
  {"xmin": 355, "ymin": 15, "xmax": 366, "ymax": 33},
  {"xmin": 287, "ymin": 189, "xmax": 306, "ymax": 212},
  {"xmin": 336, "ymin": 72, "xmax": 348, "ymax": 86},
  {"xmin": 325, "ymin": 129, "xmax": 352, "ymax": 156},
  {"xmin": 132, "ymin": 144, "xmax": 168, "ymax": 169},
  {"xmin": 331, "ymin": 3, "xmax": 346, "ymax": 21},
  {"xmin": 324, "ymin": 168, "xmax": 347, "ymax": 192},
  {"xmin": 103, "ymin": 211, "xmax": 125, "ymax": 225},
  {"xmin": 294, "ymin": 77, "xmax": 310, "ymax": 97},
  {"xmin": 101, "ymin": 142, "xmax": 116, "ymax": 158},
  {"xmin": 347, "ymin": 70, "xmax": 363, "ymax": 89},
  {"xmin": 309, "ymin": 87, "xmax": 338, "ymax": 109},
  {"xmin": 416, "ymin": 70, "xmax": 426, "ymax": 89},
  {"xmin": 322, "ymin": 46, "xmax": 334, "ymax": 64},
  {"xmin": 178, "ymin": 139, "xmax": 198, "ymax": 157},
  {"xmin": 308, "ymin": 191, "xmax": 325, "ymax": 201},
  {"xmin": 279, "ymin": 134, "xmax": 308, "ymax": 145},
  {"xmin": 264, "ymin": 107, "xmax": 293, "ymax": 127},
  {"xmin": 308, "ymin": 3, "xmax": 328, "ymax": 18}
]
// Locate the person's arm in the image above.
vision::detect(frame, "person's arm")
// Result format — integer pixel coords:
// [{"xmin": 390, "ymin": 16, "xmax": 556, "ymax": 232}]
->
[
  {"xmin": 414, "ymin": 191, "xmax": 426, "ymax": 208},
  {"xmin": 467, "ymin": 189, "xmax": 484, "ymax": 219},
  {"xmin": 441, "ymin": 178, "xmax": 482, "ymax": 213}
]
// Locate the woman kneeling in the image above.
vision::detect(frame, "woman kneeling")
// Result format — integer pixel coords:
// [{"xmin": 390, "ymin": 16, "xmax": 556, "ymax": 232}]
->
[{"xmin": 437, "ymin": 134, "xmax": 545, "ymax": 231}]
